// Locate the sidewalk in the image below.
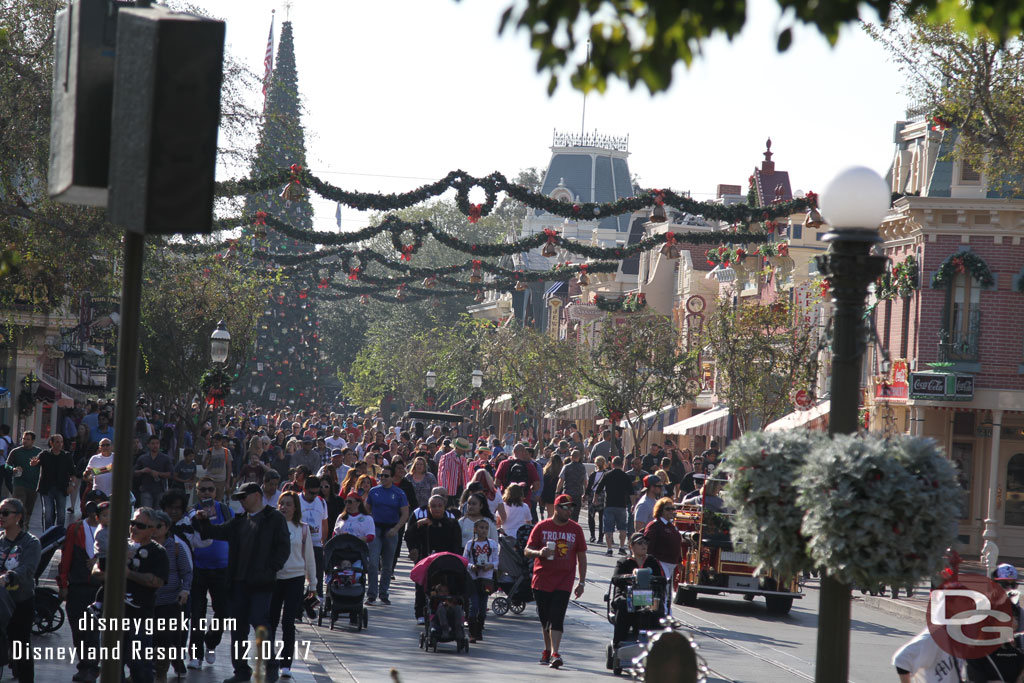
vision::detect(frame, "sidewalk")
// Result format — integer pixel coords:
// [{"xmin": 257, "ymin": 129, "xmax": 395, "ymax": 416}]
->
[{"xmin": 858, "ymin": 559, "xmax": 1017, "ymax": 622}]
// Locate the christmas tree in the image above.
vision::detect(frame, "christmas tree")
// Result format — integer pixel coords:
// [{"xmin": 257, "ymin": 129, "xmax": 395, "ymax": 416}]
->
[{"xmin": 240, "ymin": 21, "xmax": 322, "ymax": 408}]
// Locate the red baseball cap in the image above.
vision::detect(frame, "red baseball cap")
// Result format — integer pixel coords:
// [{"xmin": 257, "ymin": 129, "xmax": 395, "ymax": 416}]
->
[
  {"xmin": 345, "ymin": 491, "xmax": 363, "ymax": 501},
  {"xmin": 554, "ymin": 494, "xmax": 575, "ymax": 508}
]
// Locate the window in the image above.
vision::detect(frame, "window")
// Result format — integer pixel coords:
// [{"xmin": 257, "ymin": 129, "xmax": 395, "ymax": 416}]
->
[
  {"xmin": 960, "ymin": 161, "xmax": 981, "ymax": 184},
  {"xmin": 1006, "ymin": 453, "xmax": 1024, "ymax": 526},
  {"xmin": 900, "ymin": 297, "xmax": 910, "ymax": 360},
  {"xmin": 942, "ymin": 272, "xmax": 981, "ymax": 361},
  {"xmin": 791, "ymin": 222, "xmax": 803, "ymax": 240}
]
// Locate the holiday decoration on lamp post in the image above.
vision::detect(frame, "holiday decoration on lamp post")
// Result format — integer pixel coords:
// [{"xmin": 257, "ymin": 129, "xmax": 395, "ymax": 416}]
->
[
  {"xmin": 470, "ymin": 368, "xmax": 484, "ymax": 430},
  {"xmin": 424, "ymin": 370, "xmax": 437, "ymax": 409},
  {"xmin": 812, "ymin": 166, "xmax": 891, "ymax": 683}
]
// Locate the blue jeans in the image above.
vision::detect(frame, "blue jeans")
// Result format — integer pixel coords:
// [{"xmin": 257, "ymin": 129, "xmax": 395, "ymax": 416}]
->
[
  {"xmin": 40, "ymin": 488, "xmax": 67, "ymax": 529},
  {"xmin": 366, "ymin": 525, "xmax": 398, "ymax": 600}
]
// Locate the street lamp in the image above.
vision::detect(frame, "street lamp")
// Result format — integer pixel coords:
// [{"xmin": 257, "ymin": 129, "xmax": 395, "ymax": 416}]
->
[
  {"xmin": 471, "ymin": 369, "xmax": 483, "ymax": 436},
  {"xmin": 210, "ymin": 320, "xmax": 231, "ymax": 364},
  {"xmin": 813, "ymin": 166, "xmax": 890, "ymax": 683},
  {"xmin": 425, "ymin": 370, "xmax": 437, "ymax": 389}
]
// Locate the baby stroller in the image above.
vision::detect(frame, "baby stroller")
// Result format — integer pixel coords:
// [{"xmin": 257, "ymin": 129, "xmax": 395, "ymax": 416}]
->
[
  {"xmin": 319, "ymin": 533, "xmax": 369, "ymax": 631},
  {"xmin": 412, "ymin": 552, "xmax": 470, "ymax": 653},
  {"xmin": 604, "ymin": 567, "xmax": 669, "ymax": 676},
  {"xmin": 491, "ymin": 525, "xmax": 534, "ymax": 616},
  {"xmin": 33, "ymin": 525, "xmax": 67, "ymax": 635}
]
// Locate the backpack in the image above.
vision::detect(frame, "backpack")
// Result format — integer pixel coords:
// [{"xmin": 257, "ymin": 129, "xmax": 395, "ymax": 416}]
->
[{"xmin": 507, "ymin": 460, "xmax": 530, "ymax": 487}]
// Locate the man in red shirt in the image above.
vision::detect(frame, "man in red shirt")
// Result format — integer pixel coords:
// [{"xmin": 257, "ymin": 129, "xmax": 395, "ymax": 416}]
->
[
  {"xmin": 524, "ymin": 493, "xmax": 587, "ymax": 669},
  {"xmin": 495, "ymin": 442, "xmax": 541, "ymax": 505}
]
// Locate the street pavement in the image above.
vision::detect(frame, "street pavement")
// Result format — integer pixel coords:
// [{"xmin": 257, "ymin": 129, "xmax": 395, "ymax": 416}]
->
[{"xmin": 21, "ymin": 508, "xmax": 925, "ymax": 682}]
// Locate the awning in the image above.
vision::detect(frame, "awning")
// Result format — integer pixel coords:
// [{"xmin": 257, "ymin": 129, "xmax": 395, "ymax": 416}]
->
[
  {"xmin": 549, "ymin": 397, "xmax": 596, "ymax": 420},
  {"xmin": 663, "ymin": 405, "xmax": 731, "ymax": 436},
  {"xmin": 641, "ymin": 405, "xmax": 679, "ymax": 432},
  {"xmin": 482, "ymin": 393, "xmax": 512, "ymax": 411},
  {"xmin": 544, "ymin": 281, "xmax": 568, "ymax": 298},
  {"xmin": 764, "ymin": 400, "xmax": 831, "ymax": 433}
]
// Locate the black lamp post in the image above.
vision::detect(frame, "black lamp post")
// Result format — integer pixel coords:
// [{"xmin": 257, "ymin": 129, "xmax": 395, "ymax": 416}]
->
[
  {"xmin": 813, "ymin": 166, "xmax": 890, "ymax": 682},
  {"xmin": 208, "ymin": 320, "xmax": 230, "ymax": 430}
]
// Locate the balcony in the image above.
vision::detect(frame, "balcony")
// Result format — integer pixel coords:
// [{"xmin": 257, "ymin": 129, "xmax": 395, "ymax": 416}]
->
[{"xmin": 939, "ymin": 310, "xmax": 981, "ymax": 363}]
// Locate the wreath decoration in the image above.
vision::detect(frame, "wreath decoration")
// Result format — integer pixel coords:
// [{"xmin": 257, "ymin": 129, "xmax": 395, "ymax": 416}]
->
[
  {"xmin": 931, "ymin": 250, "xmax": 994, "ymax": 289},
  {"xmin": 592, "ymin": 291, "xmax": 647, "ymax": 312},
  {"xmin": 875, "ymin": 254, "xmax": 919, "ymax": 300},
  {"xmin": 199, "ymin": 367, "xmax": 234, "ymax": 407}
]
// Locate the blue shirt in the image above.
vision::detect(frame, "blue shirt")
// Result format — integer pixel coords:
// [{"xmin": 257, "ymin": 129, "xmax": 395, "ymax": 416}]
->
[
  {"xmin": 93, "ymin": 426, "xmax": 114, "ymax": 443},
  {"xmin": 367, "ymin": 484, "xmax": 408, "ymax": 526}
]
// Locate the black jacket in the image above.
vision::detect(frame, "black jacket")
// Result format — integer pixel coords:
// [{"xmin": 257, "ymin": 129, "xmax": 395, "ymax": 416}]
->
[
  {"xmin": 36, "ymin": 448, "xmax": 75, "ymax": 492},
  {"xmin": 405, "ymin": 514, "xmax": 462, "ymax": 558},
  {"xmin": 197, "ymin": 504, "xmax": 290, "ymax": 591}
]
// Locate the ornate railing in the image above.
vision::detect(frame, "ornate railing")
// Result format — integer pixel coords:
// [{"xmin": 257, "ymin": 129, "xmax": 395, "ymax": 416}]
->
[
  {"xmin": 939, "ymin": 310, "xmax": 981, "ymax": 362},
  {"xmin": 552, "ymin": 129, "xmax": 629, "ymax": 152}
]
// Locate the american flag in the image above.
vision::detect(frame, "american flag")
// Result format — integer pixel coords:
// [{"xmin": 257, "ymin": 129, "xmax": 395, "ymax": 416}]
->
[{"xmin": 262, "ymin": 11, "xmax": 275, "ymax": 110}]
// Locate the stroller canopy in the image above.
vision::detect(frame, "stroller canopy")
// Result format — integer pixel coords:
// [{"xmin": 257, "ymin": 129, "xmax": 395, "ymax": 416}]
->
[
  {"xmin": 324, "ymin": 533, "xmax": 370, "ymax": 567},
  {"xmin": 410, "ymin": 552, "xmax": 468, "ymax": 588}
]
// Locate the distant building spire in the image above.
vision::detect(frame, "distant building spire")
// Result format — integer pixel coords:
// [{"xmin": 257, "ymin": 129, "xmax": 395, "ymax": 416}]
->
[{"xmin": 761, "ymin": 137, "xmax": 775, "ymax": 173}]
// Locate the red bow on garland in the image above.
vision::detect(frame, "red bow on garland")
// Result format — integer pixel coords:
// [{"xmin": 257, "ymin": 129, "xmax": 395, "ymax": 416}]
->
[
  {"xmin": 317, "ymin": 278, "xmax": 328, "ymax": 289},
  {"xmin": 348, "ymin": 267, "xmax": 360, "ymax": 281},
  {"xmin": 804, "ymin": 191, "xmax": 818, "ymax": 208},
  {"xmin": 254, "ymin": 211, "xmax": 267, "ymax": 225},
  {"xmin": 468, "ymin": 203, "xmax": 482, "ymax": 224},
  {"xmin": 289, "ymin": 164, "xmax": 303, "ymax": 180},
  {"xmin": 401, "ymin": 245, "xmax": 415, "ymax": 261},
  {"xmin": 298, "ymin": 289, "xmax": 308, "ymax": 300}
]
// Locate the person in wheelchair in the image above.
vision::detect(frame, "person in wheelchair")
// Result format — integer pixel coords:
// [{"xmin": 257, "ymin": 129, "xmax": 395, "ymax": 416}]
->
[{"xmin": 610, "ymin": 533, "xmax": 665, "ymax": 647}]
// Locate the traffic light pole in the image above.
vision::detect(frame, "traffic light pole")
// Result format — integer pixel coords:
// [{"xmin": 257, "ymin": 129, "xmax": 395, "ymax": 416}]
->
[{"xmin": 99, "ymin": 230, "xmax": 145, "ymax": 682}]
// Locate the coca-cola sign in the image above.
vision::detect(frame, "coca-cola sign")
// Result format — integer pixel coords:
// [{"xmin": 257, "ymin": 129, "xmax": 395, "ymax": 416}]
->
[{"xmin": 909, "ymin": 372, "xmax": 975, "ymax": 401}]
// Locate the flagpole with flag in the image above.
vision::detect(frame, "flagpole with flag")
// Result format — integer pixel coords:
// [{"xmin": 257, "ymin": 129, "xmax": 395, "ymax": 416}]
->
[{"xmin": 262, "ymin": 10, "xmax": 275, "ymax": 111}]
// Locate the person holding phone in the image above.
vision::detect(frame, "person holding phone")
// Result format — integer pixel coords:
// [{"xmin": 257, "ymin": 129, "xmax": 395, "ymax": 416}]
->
[{"xmin": 184, "ymin": 477, "xmax": 233, "ymax": 671}]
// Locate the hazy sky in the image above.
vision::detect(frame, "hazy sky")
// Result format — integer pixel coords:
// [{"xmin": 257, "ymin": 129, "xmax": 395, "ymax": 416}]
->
[{"xmin": 200, "ymin": 0, "xmax": 909, "ymax": 232}]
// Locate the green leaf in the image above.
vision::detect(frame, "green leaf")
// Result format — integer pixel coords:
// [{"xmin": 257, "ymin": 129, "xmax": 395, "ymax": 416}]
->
[{"xmin": 777, "ymin": 27, "xmax": 792, "ymax": 51}]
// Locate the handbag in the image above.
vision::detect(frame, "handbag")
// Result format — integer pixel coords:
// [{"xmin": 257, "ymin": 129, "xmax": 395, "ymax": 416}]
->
[
  {"xmin": 477, "ymin": 577, "xmax": 496, "ymax": 595},
  {"xmin": 0, "ymin": 584, "xmax": 14, "ymax": 632}
]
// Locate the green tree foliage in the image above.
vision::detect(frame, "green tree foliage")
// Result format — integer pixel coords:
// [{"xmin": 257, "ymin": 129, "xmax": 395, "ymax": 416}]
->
[
  {"xmin": 700, "ymin": 300, "xmax": 821, "ymax": 433},
  {"xmin": 485, "ymin": 0, "xmax": 1024, "ymax": 94},
  {"xmin": 138, "ymin": 247, "xmax": 273, "ymax": 407},
  {"xmin": 867, "ymin": 8, "xmax": 1024, "ymax": 194},
  {"xmin": 580, "ymin": 313, "xmax": 696, "ymax": 453}
]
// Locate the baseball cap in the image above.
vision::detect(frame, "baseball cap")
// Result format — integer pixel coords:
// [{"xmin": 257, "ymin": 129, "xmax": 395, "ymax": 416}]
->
[
  {"xmin": 644, "ymin": 474, "xmax": 662, "ymax": 488},
  {"xmin": 345, "ymin": 491, "xmax": 363, "ymax": 501},
  {"xmin": 629, "ymin": 532, "xmax": 648, "ymax": 545},
  {"xmin": 995, "ymin": 563, "xmax": 1019, "ymax": 582},
  {"xmin": 330, "ymin": 448, "xmax": 344, "ymax": 457},
  {"xmin": 231, "ymin": 482, "xmax": 263, "ymax": 500},
  {"xmin": 554, "ymin": 494, "xmax": 575, "ymax": 508}
]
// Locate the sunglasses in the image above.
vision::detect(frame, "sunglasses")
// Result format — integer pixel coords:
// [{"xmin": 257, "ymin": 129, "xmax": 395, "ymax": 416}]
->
[
  {"xmin": 130, "ymin": 520, "xmax": 154, "ymax": 530},
  {"xmin": 198, "ymin": 487, "xmax": 215, "ymax": 493},
  {"xmin": 345, "ymin": 499, "xmax": 359, "ymax": 504},
  {"xmin": 0, "ymin": 510, "xmax": 17, "ymax": 517}
]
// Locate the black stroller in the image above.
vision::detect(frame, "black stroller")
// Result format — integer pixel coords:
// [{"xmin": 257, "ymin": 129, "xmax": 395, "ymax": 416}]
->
[
  {"xmin": 414, "ymin": 552, "xmax": 470, "ymax": 653},
  {"xmin": 318, "ymin": 533, "xmax": 369, "ymax": 631},
  {"xmin": 604, "ymin": 567, "xmax": 669, "ymax": 676},
  {"xmin": 491, "ymin": 525, "xmax": 534, "ymax": 616},
  {"xmin": 33, "ymin": 525, "xmax": 67, "ymax": 635}
]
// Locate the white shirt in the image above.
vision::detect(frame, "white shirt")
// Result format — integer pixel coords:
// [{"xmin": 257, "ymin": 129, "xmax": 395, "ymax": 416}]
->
[
  {"xmin": 334, "ymin": 513, "xmax": 375, "ymax": 542},
  {"xmin": 86, "ymin": 453, "xmax": 115, "ymax": 495},
  {"xmin": 278, "ymin": 521, "xmax": 316, "ymax": 585},
  {"xmin": 892, "ymin": 630, "xmax": 963, "ymax": 683},
  {"xmin": 499, "ymin": 502, "xmax": 532, "ymax": 540},
  {"xmin": 263, "ymin": 491, "xmax": 281, "ymax": 508},
  {"xmin": 324, "ymin": 436, "xmax": 347, "ymax": 452},
  {"xmin": 299, "ymin": 495, "xmax": 328, "ymax": 547}
]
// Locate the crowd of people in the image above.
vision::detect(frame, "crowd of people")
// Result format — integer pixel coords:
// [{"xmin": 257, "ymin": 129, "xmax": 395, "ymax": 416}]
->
[{"xmin": 0, "ymin": 401, "xmax": 730, "ymax": 682}]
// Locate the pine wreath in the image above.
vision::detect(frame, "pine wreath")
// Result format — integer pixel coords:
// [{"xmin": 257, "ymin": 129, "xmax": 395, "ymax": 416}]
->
[
  {"xmin": 200, "ymin": 367, "xmax": 234, "ymax": 406},
  {"xmin": 931, "ymin": 251, "xmax": 994, "ymax": 289},
  {"xmin": 876, "ymin": 254, "xmax": 919, "ymax": 300}
]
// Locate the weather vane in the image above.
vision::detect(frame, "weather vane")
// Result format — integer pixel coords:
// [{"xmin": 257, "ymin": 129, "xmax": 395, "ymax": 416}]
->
[{"xmin": 283, "ymin": 0, "xmax": 293, "ymax": 20}]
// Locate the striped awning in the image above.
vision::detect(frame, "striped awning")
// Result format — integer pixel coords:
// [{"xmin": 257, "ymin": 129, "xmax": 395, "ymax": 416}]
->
[
  {"xmin": 663, "ymin": 405, "xmax": 731, "ymax": 436},
  {"xmin": 764, "ymin": 400, "xmax": 831, "ymax": 433},
  {"xmin": 551, "ymin": 397, "xmax": 596, "ymax": 420}
]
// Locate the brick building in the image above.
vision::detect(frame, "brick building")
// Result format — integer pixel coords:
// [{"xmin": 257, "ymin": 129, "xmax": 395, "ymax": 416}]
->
[{"xmin": 867, "ymin": 118, "xmax": 1024, "ymax": 558}]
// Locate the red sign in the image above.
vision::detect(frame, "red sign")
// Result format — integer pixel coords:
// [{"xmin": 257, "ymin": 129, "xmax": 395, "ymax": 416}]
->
[
  {"xmin": 793, "ymin": 389, "xmax": 814, "ymax": 410},
  {"xmin": 875, "ymin": 359, "xmax": 909, "ymax": 403},
  {"xmin": 927, "ymin": 573, "xmax": 1014, "ymax": 659}
]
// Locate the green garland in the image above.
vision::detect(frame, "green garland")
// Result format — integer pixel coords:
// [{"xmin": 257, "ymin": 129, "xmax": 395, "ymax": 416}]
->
[
  {"xmin": 199, "ymin": 366, "xmax": 234, "ymax": 395},
  {"xmin": 214, "ymin": 166, "xmax": 812, "ymax": 225},
  {"xmin": 876, "ymin": 254, "xmax": 919, "ymax": 300},
  {"xmin": 931, "ymin": 251, "xmax": 994, "ymax": 289},
  {"xmin": 593, "ymin": 291, "xmax": 647, "ymax": 312}
]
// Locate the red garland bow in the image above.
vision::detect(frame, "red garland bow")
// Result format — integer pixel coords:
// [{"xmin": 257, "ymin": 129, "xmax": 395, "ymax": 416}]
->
[
  {"xmin": 543, "ymin": 228, "xmax": 557, "ymax": 243},
  {"xmin": 348, "ymin": 267, "xmax": 360, "ymax": 281},
  {"xmin": 778, "ymin": 243, "xmax": 789, "ymax": 257},
  {"xmin": 804, "ymin": 191, "xmax": 818, "ymax": 207},
  {"xmin": 930, "ymin": 116, "xmax": 950, "ymax": 132},
  {"xmin": 579, "ymin": 264, "xmax": 588, "ymax": 272},
  {"xmin": 298, "ymin": 289, "xmax": 308, "ymax": 299},
  {"xmin": 736, "ymin": 247, "xmax": 746, "ymax": 258},
  {"xmin": 254, "ymin": 211, "xmax": 267, "ymax": 225},
  {"xmin": 468, "ymin": 204, "xmax": 482, "ymax": 223},
  {"xmin": 665, "ymin": 232, "xmax": 676, "ymax": 246},
  {"xmin": 608, "ymin": 410, "xmax": 623, "ymax": 423},
  {"xmin": 653, "ymin": 189, "xmax": 665, "ymax": 206},
  {"xmin": 401, "ymin": 245, "xmax": 414, "ymax": 261},
  {"xmin": 317, "ymin": 278, "xmax": 328, "ymax": 289},
  {"xmin": 289, "ymin": 164, "xmax": 303, "ymax": 180},
  {"xmin": 717, "ymin": 246, "xmax": 726, "ymax": 255},
  {"xmin": 591, "ymin": 293, "xmax": 598, "ymax": 304},
  {"xmin": 951, "ymin": 256, "xmax": 965, "ymax": 273},
  {"xmin": 471, "ymin": 260, "xmax": 482, "ymax": 271}
]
